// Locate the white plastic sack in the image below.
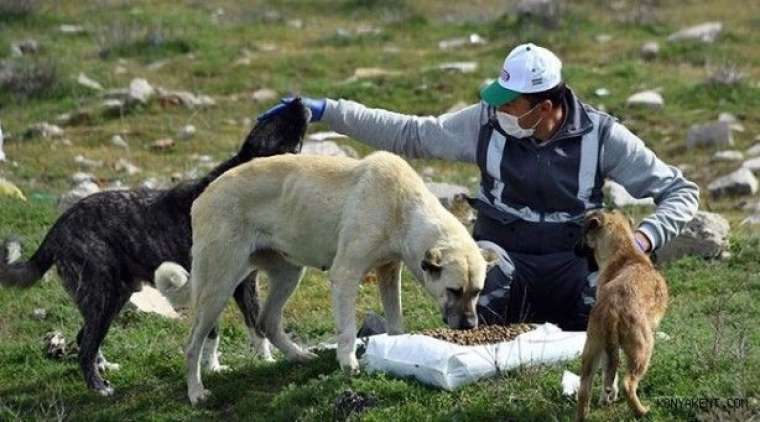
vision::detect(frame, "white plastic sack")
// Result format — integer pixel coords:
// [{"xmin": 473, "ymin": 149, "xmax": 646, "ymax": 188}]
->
[{"xmin": 361, "ymin": 323, "xmax": 586, "ymax": 390}]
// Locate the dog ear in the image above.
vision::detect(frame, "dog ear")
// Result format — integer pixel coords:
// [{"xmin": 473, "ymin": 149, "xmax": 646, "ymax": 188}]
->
[
  {"xmin": 479, "ymin": 248, "xmax": 500, "ymax": 271},
  {"xmin": 421, "ymin": 248, "xmax": 443, "ymax": 276}
]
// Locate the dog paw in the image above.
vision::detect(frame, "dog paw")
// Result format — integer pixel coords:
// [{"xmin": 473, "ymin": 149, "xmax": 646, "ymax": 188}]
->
[
  {"xmin": 96, "ymin": 384, "xmax": 114, "ymax": 397},
  {"xmin": 98, "ymin": 361, "xmax": 121, "ymax": 373},
  {"xmin": 207, "ymin": 363, "xmax": 230, "ymax": 373},
  {"xmin": 634, "ymin": 405, "xmax": 650, "ymax": 418},
  {"xmin": 338, "ymin": 355, "xmax": 360, "ymax": 375},
  {"xmin": 189, "ymin": 388, "xmax": 211, "ymax": 406}
]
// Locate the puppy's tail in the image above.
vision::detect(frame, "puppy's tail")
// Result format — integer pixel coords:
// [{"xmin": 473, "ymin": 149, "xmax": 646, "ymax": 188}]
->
[
  {"xmin": 0, "ymin": 236, "xmax": 53, "ymax": 288},
  {"xmin": 155, "ymin": 262, "xmax": 191, "ymax": 310}
]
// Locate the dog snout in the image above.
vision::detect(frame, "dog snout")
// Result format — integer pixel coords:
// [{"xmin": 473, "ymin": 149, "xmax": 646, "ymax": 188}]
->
[{"xmin": 459, "ymin": 316, "xmax": 477, "ymax": 330}]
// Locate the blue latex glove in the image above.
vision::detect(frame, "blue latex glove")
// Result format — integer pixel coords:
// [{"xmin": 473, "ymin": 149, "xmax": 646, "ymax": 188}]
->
[{"xmin": 257, "ymin": 96, "xmax": 326, "ymax": 122}]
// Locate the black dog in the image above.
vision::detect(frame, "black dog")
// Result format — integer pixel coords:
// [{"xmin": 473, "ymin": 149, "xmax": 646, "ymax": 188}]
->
[{"xmin": 0, "ymin": 99, "xmax": 309, "ymax": 395}]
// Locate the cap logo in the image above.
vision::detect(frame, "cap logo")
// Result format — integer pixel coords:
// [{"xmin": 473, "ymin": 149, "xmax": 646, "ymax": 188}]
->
[
  {"xmin": 500, "ymin": 68, "xmax": 510, "ymax": 82},
  {"xmin": 531, "ymin": 77, "xmax": 543, "ymax": 86}
]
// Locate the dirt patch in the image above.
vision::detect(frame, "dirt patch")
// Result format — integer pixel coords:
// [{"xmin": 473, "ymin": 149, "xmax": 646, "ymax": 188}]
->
[{"xmin": 333, "ymin": 389, "xmax": 377, "ymax": 421}]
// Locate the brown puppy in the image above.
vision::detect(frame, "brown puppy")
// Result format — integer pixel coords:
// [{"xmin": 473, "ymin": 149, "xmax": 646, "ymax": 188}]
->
[{"xmin": 575, "ymin": 210, "xmax": 668, "ymax": 421}]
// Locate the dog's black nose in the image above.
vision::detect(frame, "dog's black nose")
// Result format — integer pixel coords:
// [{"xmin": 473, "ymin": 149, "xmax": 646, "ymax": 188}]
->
[{"xmin": 459, "ymin": 318, "xmax": 477, "ymax": 330}]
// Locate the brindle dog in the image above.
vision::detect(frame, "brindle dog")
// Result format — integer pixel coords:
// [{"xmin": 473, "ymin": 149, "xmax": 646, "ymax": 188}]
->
[{"xmin": 0, "ymin": 99, "xmax": 309, "ymax": 396}]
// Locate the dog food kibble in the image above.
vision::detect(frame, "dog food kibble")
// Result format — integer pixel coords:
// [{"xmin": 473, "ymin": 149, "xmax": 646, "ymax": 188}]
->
[{"xmin": 419, "ymin": 323, "xmax": 534, "ymax": 345}]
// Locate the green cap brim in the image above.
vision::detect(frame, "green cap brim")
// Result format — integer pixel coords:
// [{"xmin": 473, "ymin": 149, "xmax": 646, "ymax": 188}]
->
[{"xmin": 480, "ymin": 80, "xmax": 520, "ymax": 107}]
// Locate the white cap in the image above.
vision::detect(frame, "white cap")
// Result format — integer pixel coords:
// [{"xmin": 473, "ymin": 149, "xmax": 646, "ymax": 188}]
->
[{"xmin": 480, "ymin": 43, "xmax": 563, "ymax": 106}]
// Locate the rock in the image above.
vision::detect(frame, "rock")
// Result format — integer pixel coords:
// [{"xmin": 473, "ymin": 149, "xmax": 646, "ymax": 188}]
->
[
  {"xmin": 711, "ymin": 150, "xmax": 743, "ymax": 162},
  {"xmin": 425, "ymin": 182, "xmax": 471, "ymax": 207},
  {"xmin": 307, "ymin": 131, "xmax": 348, "ymax": 142},
  {"xmin": 640, "ymin": 41, "xmax": 659, "ymax": 60},
  {"xmin": 346, "ymin": 67, "xmax": 400, "ymax": 82},
  {"xmin": 746, "ymin": 144, "xmax": 760, "ymax": 157},
  {"xmin": 128, "ymin": 285, "xmax": 180, "ymax": 319},
  {"xmin": 24, "ymin": 122, "xmax": 64, "ymax": 139},
  {"xmin": 437, "ymin": 61, "xmax": 478, "ymax": 73},
  {"xmin": 4, "ymin": 238, "xmax": 21, "ymax": 263},
  {"xmin": 603, "ymin": 180, "xmax": 655, "ymax": 207},
  {"xmin": 357, "ymin": 311, "xmax": 387, "ymax": 337},
  {"xmin": 70, "ymin": 172, "xmax": 96, "ymax": 184},
  {"xmin": 113, "ymin": 65, "xmax": 127, "ymax": 75},
  {"xmin": 0, "ymin": 122, "xmax": 5, "ymax": 162},
  {"xmin": 657, "ymin": 211, "xmax": 730, "ymax": 263},
  {"xmin": 102, "ymin": 88, "xmax": 129, "ymax": 101},
  {"xmin": 105, "ymin": 180, "xmax": 128, "ymax": 191},
  {"xmin": 115, "ymin": 158, "xmax": 141, "ymax": 175},
  {"xmin": 626, "ymin": 90, "xmax": 664, "ymax": 108},
  {"xmin": 515, "ymin": 0, "xmax": 560, "ymax": 25},
  {"xmin": 146, "ymin": 60, "xmax": 169, "ymax": 71},
  {"xmin": 100, "ymin": 99, "xmax": 125, "ymax": 117},
  {"xmin": 74, "ymin": 154, "xmax": 104, "ymax": 169},
  {"xmin": 740, "ymin": 214, "xmax": 760, "ymax": 226},
  {"xmin": 594, "ymin": 88, "xmax": 610, "ymax": 97},
  {"xmin": 685, "ymin": 121, "xmax": 732, "ymax": 149},
  {"xmin": 177, "ymin": 125, "xmax": 196, "ymax": 140},
  {"xmin": 44, "ymin": 331, "xmax": 68, "ymax": 359},
  {"xmin": 301, "ymin": 140, "xmax": 350, "ymax": 157},
  {"xmin": 707, "ymin": 66, "xmax": 745, "ymax": 86},
  {"xmin": 111, "ymin": 134, "xmax": 128, "ymax": 148},
  {"xmin": 718, "ymin": 112, "xmax": 744, "ymax": 132},
  {"xmin": 286, "ymin": 19, "xmax": 303, "ymax": 29},
  {"xmin": 156, "ymin": 88, "xmax": 215, "ymax": 109},
  {"xmin": 445, "ymin": 101, "xmax": 469, "ymax": 114},
  {"xmin": 58, "ymin": 181, "xmax": 101, "ymax": 212},
  {"xmin": 594, "ymin": 34, "xmax": 612, "ymax": 43},
  {"xmin": 10, "ymin": 39, "xmax": 39, "ymax": 56},
  {"xmin": 150, "ymin": 138, "xmax": 175, "ymax": 151},
  {"xmin": 59, "ymin": 24, "xmax": 86, "ymax": 35},
  {"xmin": 0, "ymin": 178, "xmax": 26, "ymax": 201},
  {"xmin": 251, "ymin": 88, "xmax": 278, "ymax": 102},
  {"xmin": 77, "ymin": 72, "xmax": 103, "ymax": 91},
  {"xmin": 667, "ymin": 22, "xmax": 722, "ymax": 43},
  {"xmin": 32, "ymin": 308, "xmax": 47, "ymax": 320},
  {"xmin": 127, "ymin": 78, "xmax": 155, "ymax": 105},
  {"xmin": 707, "ymin": 168, "xmax": 758, "ymax": 198},
  {"xmin": 55, "ymin": 109, "xmax": 92, "ymax": 126},
  {"xmin": 741, "ymin": 157, "xmax": 760, "ymax": 174},
  {"xmin": 422, "ymin": 166, "xmax": 435, "ymax": 179},
  {"xmin": 438, "ymin": 33, "xmax": 487, "ymax": 50},
  {"xmin": 139, "ymin": 178, "xmax": 168, "ymax": 190}
]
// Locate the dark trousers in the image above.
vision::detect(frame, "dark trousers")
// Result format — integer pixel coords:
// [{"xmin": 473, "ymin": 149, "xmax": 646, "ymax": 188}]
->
[{"xmin": 473, "ymin": 212, "xmax": 596, "ymax": 331}]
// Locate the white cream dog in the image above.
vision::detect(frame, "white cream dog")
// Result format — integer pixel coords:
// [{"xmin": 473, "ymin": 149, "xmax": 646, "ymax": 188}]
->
[{"xmin": 185, "ymin": 151, "xmax": 496, "ymax": 405}]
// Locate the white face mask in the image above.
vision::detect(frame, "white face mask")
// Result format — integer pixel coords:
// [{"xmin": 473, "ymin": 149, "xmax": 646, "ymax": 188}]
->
[{"xmin": 496, "ymin": 104, "xmax": 543, "ymax": 139}]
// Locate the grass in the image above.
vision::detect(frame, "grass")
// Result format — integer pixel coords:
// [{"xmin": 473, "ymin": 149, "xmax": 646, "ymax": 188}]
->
[{"xmin": 1, "ymin": 0, "xmax": 759, "ymax": 420}]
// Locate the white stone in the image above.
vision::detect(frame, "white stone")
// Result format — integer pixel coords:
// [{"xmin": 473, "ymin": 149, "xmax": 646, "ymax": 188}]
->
[
  {"xmin": 668, "ymin": 22, "xmax": 722, "ymax": 43},
  {"xmin": 59, "ymin": 24, "xmax": 86, "ymax": 35},
  {"xmin": 604, "ymin": 180, "xmax": 655, "ymax": 207},
  {"xmin": 74, "ymin": 154, "xmax": 103, "ymax": 169},
  {"xmin": 657, "ymin": 211, "xmax": 730, "ymax": 263},
  {"xmin": 718, "ymin": 112, "xmax": 745, "ymax": 132},
  {"xmin": 301, "ymin": 141, "xmax": 350, "ymax": 157},
  {"xmin": 58, "ymin": 181, "xmax": 101, "ymax": 212},
  {"xmin": 740, "ymin": 215, "xmax": 760, "ymax": 226},
  {"xmin": 711, "ymin": 150, "xmax": 743, "ymax": 162},
  {"xmin": 746, "ymin": 144, "xmax": 760, "ymax": 157},
  {"xmin": 437, "ymin": 61, "xmax": 478, "ymax": 73},
  {"xmin": 115, "ymin": 158, "xmax": 141, "ymax": 175},
  {"xmin": 307, "ymin": 131, "xmax": 348, "ymax": 142},
  {"xmin": 111, "ymin": 134, "xmax": 128, "ymax": 148},
  {"xmin": 626, "ymin": 90, "xmax": 664, "ymax": 108},
  {"xmin": 640, "ymin": 41, "xmax": 659, "ymax": 60},
  {"xmin": 178, "ymin": 125, "xmax": 196, "ymax": 140},
  {"xmin": 594, "ymin": 88, "xmax": 610, "ymax": 97},
  {"xmin": 128, "ymin": 285, "xmax": 180, "ymax": 319},
  {"xmin": 128, "ymin": 78, "xmax": 155, "ymax": 105},
  {"xmin": 251, "ymin": 88, "xmax": 278, "ymax": 102},
  {"xmin": 742, "ymin": 156, "xmax": 760, "ymax": 174},
  {"xmin": 685, "ymin": 121, "xmax": 732, "ymax": 149},
  {"xmin": 438, "ymin": 33, "xmax": 486, "ymax": 50},
  {"xmin": 70, "ymin": 172, "xmax": 96, "ymax": 184},
  {"xmin": 707, "ymin": 167, "xmax": 758, "ymax": 198},
  {"xmin": 25, "ymin": 122, "xmax": 64, "ymax": 139},
  {"xmin": 77, "ymin": 72, "xmax": 103, "ymax": 91}
]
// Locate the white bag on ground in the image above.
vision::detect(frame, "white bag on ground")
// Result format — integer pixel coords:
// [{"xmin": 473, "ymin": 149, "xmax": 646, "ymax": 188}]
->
[{"xmin": 361, "ymin": 323, "xmax": 586, "ymax": 391}]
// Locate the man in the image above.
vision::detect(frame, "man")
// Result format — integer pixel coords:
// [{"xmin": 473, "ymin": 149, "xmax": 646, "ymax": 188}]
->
[{"xmin": 259, "ymin": 43, "xmax": 699, "ymax": 330}]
